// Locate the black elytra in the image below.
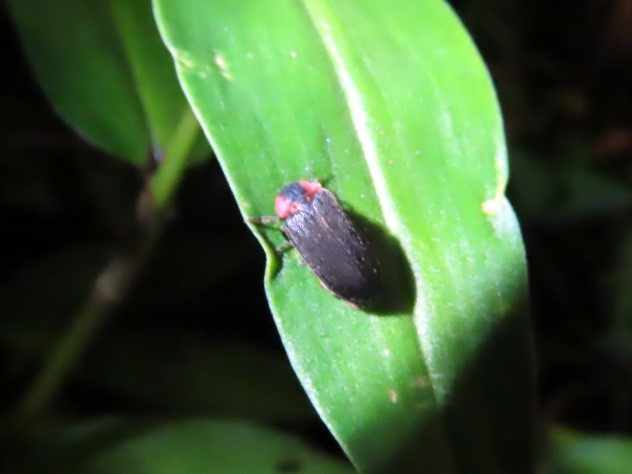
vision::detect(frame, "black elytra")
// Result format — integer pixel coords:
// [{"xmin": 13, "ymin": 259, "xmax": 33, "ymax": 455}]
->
[{"xmin": 273, "ymin": 180, "xmax": 380, "ymax": 308}]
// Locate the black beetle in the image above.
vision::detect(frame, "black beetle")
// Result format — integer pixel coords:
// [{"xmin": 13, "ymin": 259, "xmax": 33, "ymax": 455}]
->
[{"xmin": 263, "ymin": 180, "xmax": 381, "ymax": 308}]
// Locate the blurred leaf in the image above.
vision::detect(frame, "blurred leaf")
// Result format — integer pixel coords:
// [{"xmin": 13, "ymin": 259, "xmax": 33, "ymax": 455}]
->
[
  {"xmin": 6, "ymin": 0, "xmax": 208, "ymax": 165},
  {"xmin": 508, "ymin": 151, "xmax": 560, "ymax": 218},
  {"xmin": 17, "ymin": 418, "xmax": 352, "ymax": 474},
  {"xmin": 612, "ymin": 232, "xmax": 632, "ymax": 330},
  {"xmin": 0, "ymin": 233, "xmax": 245, "ymax": 356},
  {"xmin": 510, "ymin": 151, "xmax": 632, "ymax": 221},
  {"xmin": 81, "ymin": 331, "xmax": 315, "ymax": 423},
  {"xmin": 600, "ymin": 231, "xmax": 632, "ymax": 361},
  {"xmin": 0, "ymin": 235, "xmax": 308, "ymax": 422},
  {"xmin": 0, "ymin": 233, "xmax": 250, "ymax": 381},
  {"xmin": 559, "ymin": 168, "xmax": 632, "ymax": 219},
  {"xmin": 155, "ymin": 0, "xmax": 533, "ymax": 471},
  {"xmin": 547, "ymin": 427, "xmax": 632, "ymax": 474},
  {"xmin": 0, "ymin": 243, "xmax": 111, "ymax": 355}
]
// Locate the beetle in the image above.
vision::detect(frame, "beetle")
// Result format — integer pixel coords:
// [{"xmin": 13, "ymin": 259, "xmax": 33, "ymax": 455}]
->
[{"xmin": 256, "ymin": 180, "xmax": 381, "ymax": 308}]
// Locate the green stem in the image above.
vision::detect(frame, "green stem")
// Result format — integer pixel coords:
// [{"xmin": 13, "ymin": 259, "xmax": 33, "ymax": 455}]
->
[
  {"xmin": 15, "ymin": 249, "xmax": 153, "ymax": 425},
  {"xmin": 15, "ymin": 108, "xmax": 200, "ymax": 429},
  {"xmin": 151, "ymin": 108, "xmax": 201, "ymax": 207}
]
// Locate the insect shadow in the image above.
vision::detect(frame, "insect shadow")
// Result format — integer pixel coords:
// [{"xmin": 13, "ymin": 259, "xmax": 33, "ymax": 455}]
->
[{"xmin": 344, "ymin": 208, "xmax": 416, "ymax": 315}]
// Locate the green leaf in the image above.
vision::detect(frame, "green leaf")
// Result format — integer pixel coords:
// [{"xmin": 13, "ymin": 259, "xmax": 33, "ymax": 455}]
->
[
  {"xmin": 20, "ymin": 418, "xmax": 353, "ymax": 474},
  {"xmin": 7, "ymin": 0, "xmax": 206, "ymax": 165},
  {"xmin": 547, "ymin": 427, "xmax": 632, "ymax": 474},
  {"xmin": 155, "ymin": 0, "xmax": 534, "ymax": 471}
]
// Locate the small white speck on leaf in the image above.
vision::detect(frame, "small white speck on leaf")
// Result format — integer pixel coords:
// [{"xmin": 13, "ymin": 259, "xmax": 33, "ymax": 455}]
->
[
  {"xmin": 214, "ymin": 53, "xmax": 233, "ymax": 80},
  {"xmin": 482, "ymin": 198, "xmax": 503, "ymax": 216},
  {"xmin": 388, "ymin": 389, "xmax": 398, "ymax": 403},
  {"xmin": 174, "ymin": 50, "xmax": 194, "ymax": 69}
]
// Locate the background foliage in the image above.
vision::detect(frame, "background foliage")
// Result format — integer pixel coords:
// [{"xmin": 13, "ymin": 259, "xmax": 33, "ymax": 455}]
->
[{"xmin": 0, "ymin": 0, "xmax": 630, "ymax": 472}]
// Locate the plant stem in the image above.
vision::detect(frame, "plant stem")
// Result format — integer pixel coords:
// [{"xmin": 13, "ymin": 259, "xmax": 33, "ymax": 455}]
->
[
  {"xmin": 15, "ymin": 236, "xmax": 158, "ymax": 426},
  {"xmin": 14, "ymin": 109, "xmax": 201, "ymax": 430},
  {"xmin": 151, "ymin": 108, "xmax": 201, "ymax": 207}
]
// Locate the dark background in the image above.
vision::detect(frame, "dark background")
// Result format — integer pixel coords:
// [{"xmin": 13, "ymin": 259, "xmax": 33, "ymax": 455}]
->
[{"xmin": 1, "ymin": 0, "xmax": 630, "ymax": 464}]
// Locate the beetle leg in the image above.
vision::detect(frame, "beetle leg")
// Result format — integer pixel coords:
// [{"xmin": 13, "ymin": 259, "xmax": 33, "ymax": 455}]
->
[
  {"xmin": 247, "ymin": 215, "xmax": 279, "ymax": 226},
  {"xmin": 275, "ymin": 240, "xmax": 293, "ymax": 255}
]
